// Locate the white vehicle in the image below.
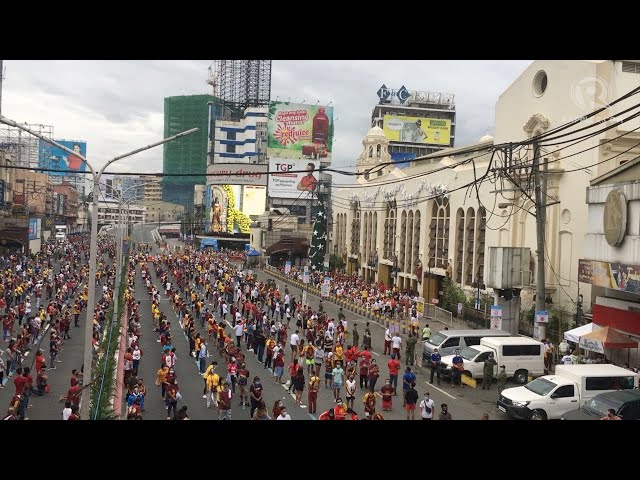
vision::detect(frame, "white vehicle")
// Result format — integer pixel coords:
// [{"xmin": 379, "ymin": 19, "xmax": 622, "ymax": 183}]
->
[
  {"xmin": 497, "ymin": 364, "xmax": 639, "ymax": 420},
  {"xmin": 440, "ymin": 336, "xmax": 544, "ymax": 384},
  {"xmin": 422, "ymin": 329, "xmax": 512, "ymax": 359}
]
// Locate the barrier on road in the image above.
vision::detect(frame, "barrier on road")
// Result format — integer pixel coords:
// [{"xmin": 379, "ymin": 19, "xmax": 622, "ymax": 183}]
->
[{"xmin": 425, "ymin": 303, "xmax": 453, "ymax": 327}]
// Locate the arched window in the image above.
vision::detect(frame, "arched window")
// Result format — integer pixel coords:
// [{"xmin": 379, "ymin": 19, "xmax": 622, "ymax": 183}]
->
[
  {"xmin": 429, "ymin": 197, "xmax": 450, "ymax": 268},
  {"xmin": 368, "ymin": 146, "xmax": 373, "ymax": 158},
  {"xmin": 376, "ymin": 144, "xmax": 381, "ymax": 158},
  {"xmin": 399, "ymin": 210, "xmax": 407, "ymax": 271},
  {"xmin": 465, "ymin": 207, "xmax": 475, "ymax": 286},
  {"xmin": 474, "ymin": 207, "xmax": 487, "ymax": 284},
  {"xmin": 454, "ymin": 208, "xmax": 465, "ymax": 284}
]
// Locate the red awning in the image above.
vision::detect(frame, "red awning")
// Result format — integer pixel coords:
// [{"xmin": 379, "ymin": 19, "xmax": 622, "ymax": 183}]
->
[{"xmin": 592, "ymin": 304, "xmax": 640, "ymax": 336}]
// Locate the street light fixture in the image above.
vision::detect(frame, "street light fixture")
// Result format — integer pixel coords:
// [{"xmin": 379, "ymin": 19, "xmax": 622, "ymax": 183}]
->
[{"xmin": 0, "ymin": 114, "xmax": 198, "ymax": 419}]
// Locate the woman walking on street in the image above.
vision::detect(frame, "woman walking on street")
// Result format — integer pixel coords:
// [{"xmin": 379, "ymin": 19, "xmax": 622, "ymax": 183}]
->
[{"xmin": 293, "ymin": 368, "xmax": 305, "ymax": 405}]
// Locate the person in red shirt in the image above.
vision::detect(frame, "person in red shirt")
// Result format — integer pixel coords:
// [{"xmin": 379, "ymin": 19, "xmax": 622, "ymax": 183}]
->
[
  {"xmin": 380, "ymin": 379, "xmax": 394, "ymax": 411},
  {"xmin": 67, "ymin": 383, "xmax": 82, "ymax": 409},
  {"xmin": 68, "ymin": 405, "xmax": 80, "ymax": 420},
  {"xmin": 359, "ymin": 345, "xmax": 372, "ymax": 362},
  {"xmin": 359, "ymin": 355, "xmax": 370, "ymax": 391},
  {"xmin": 35, "ymin": 350, "xmax": 46, "ymax": 373},
  {"xmin": 318, "ymin": 408, "xmax": 335, "ymax": 420},
  {"xmin": 13, "ymin": 367, "xmax": 28, "ymax": 396},
  {"xmin": 387, "ymin": 353, "xmax": 401, "ymax": 395}
]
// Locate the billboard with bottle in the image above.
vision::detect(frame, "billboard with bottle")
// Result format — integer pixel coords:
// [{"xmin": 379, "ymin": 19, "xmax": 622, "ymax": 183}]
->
[
  {"xmin": 383, "ymin": 115, "xmax": 451, "ymax": 146},
  {"xmin": 38, "ymin": 139, "xmax": 88, "ymax": 176},
  {"xmin": 267, "ymin": 102, "xmax": 334, "ymax": 162}
]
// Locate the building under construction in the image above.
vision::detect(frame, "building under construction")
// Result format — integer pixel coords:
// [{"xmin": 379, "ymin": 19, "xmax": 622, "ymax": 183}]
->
[{"xmin": 207, "ymin": 60, "xmax": 271, "ymax": 120}]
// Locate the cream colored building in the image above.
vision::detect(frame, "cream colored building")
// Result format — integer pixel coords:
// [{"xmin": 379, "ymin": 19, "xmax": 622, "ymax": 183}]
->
[
  {"xmin": 141, "ymin": 200, "xmax": 184, "ymax": 225},
  {"xmin": 333, "ymin": 60, "xmax": 640, "ymax": 322}
]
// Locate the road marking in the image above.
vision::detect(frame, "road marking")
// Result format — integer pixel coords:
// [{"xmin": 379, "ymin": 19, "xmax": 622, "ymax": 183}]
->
[
  {"xmin": 425, "ymin": 381, "xmax": 457, "ymax": 400},
  {"xmin": 371, "ymin": 351, "xmax": 380, "ymax": 356}
]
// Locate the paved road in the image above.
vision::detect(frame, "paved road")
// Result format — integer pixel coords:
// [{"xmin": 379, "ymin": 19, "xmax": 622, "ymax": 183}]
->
[{"xmin": 131, "ymin": 224, "xmax": 513, "ymax": 420}]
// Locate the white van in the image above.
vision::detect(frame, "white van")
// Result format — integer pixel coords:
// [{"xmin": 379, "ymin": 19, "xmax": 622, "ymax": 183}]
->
[
  {"xmin": 422, "ymin": 329, "xmax": 512, "ymax": 361},
  {"xmin": 440, "ymin": 336, "xmax": 544, "ymax": 384},
  {"xmin": 498, "ymin": 364, "xmax": 639, "ymax": 420}
]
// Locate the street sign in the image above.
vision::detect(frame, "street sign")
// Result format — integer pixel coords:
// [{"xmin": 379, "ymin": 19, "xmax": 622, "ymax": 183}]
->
[
  {"xmin": 490, "ymin": 305, "xmax": 503, "ymax": 330},
  {"xmin": 535, "ymin": 310, "xmax": 549, "ymax": 323},
  {"xmin": 457, "ymin": 302, "xmax": 463, "ymax": 317},
  {"xmin": 303, "ymin": 270, "xmax": 310, "ymax": 284},
  {"xmin": 285, "ymin": 261, "xmax": 291, "ymax": 274},
  {"xmin": 302, "ymin": 289, "xmax": 307, "ymax": 307},
  {"xmin": 461, "ymin": 374, "xmax": 477, "ymax": 389}
]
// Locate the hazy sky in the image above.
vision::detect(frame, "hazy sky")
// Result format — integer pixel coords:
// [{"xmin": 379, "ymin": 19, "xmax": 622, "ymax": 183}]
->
[{"xmin": 1, "ymin": 60, "xmax": 531, "ymax": 179}]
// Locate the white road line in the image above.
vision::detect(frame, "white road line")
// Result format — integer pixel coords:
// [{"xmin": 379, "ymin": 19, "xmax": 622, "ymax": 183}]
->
[
  {"xmin": 371, "ymin": 351, "xmax": 380, "ymax": 356},
  {"xmin": 282, "ymin": 384, "xmax": 306, "ymax": 408},
  {"xmin": 425, "ymin": 381, "xmax": 457, "ymax": 400}
]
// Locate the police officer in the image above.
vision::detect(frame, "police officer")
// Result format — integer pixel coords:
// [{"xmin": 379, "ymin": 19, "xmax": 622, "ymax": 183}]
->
[
  {"xmin": 429, "ymin": 348, "xmax": 441, "ymax": 385},
  {"xmin": 363, "ymin": 322, "xmax": 372, "ymax": 350},
  {"xmin": 406, "ymin": 332, "xmax": 417, "ymax": 366},
  {"xmin": 482, "ymin": 353, "xmax": 498, "ymax": 390},
  {"xmin": 497, "ymin": 365, "xmax": 508, "ymax": 394}
]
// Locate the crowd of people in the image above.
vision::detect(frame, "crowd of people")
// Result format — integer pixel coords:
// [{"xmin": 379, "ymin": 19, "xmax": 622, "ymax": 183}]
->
[
  {"xmin": 2, "ymin": 236, "xmax": 116, "ymax": 420},
  {"xmin": 118, "ymin": 242, "xmax": 457, "ymax": 421}
]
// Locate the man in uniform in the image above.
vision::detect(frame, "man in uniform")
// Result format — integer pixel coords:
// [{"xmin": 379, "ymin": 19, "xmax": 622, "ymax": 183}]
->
[
  {"xmin": 429, "ymin": 348, "xmax": 441, "ymax": 385},
  {"xmin": 482, "ymin": 353, "xmax": 497, "ymax": 390},
  {"xmin": 352, "ymin": 323, "xmax": 360, "ymax": 349},
  {"xmin": 497, "ymin": 365, "xmax": 508, "ymax": 394},
  {"xmin": 405, "ymin": 332, "xmax": 417, "ymax": 366}
]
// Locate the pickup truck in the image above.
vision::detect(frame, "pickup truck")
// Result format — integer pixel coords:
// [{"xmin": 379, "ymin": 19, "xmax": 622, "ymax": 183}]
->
[{"xmin": 497, "ymin": 364, "xmax": 639, "ymax": 420}]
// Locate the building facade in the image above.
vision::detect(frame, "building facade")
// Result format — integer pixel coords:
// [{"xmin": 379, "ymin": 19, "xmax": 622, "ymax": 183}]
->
[
  {"xmin": 580, "ymin": 158, "xmax": 640, "ymax": 365},
  {"xmin": 333, "ymin": 60, "xmax": 640, "ymax": 338},
  {"xmin": 162, "ymin": 94, "xmax": 216, "ymax": 210},
  {"xmin": 141, "ymin": 200, "xmax": 184, "ymax": 226},
  {"xmin": 95, "ymin": 200, "xmax": 146, "ymax": 229}
]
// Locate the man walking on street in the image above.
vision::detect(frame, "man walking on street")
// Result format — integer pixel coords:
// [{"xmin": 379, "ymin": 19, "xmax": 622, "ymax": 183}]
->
[
  {"xmin": 383, "ymin": 327, "xmax": 392, "ymax": 356},
  {"xmin": 352, "ymin": 323, "xmax": 359, "ymax": 349},
  {"xmin": 422, "ymin": 323, "xmax": 431, "ymax": 342},
  {"xmin": 482, "ymin": 353, "xmax": 497, "ymax": 390},
  {"xmin": 391, "ymin": 331, "xmax": 402, "ymax": 360},
  {"xmin": 406, "ymin": 332, "xmax": 417, "ymax": 366},
  {"xmin": 404, "ymin": 382, "xmax": 419, "ymax": 420},
  {"xmin": 387, "ymin": 353, "xmax": 400, "ymax": 395}
]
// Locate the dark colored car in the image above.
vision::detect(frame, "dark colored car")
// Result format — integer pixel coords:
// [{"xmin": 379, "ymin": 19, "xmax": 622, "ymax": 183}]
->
[{"xmin": 561, "ymin": 390, "xmax": 640, "ymax": 420}]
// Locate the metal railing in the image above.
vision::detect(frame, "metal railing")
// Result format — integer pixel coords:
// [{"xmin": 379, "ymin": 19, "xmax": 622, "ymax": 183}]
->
[{"xmin": 424, "ymin": 303, "xmax": 453, "ymax": 327}]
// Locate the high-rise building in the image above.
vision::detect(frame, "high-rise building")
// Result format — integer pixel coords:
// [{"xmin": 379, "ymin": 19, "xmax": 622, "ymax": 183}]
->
[
  {"xmin": 121, "ymin": 175, "xmax": 162, "ymax": 203},
  {"xmin": 370, "ymin": 85, "xmax": 456, "ymax": 168},
  {"xmin": 162, "ymin": 94, "xmax": 216, "ymax": 210}
]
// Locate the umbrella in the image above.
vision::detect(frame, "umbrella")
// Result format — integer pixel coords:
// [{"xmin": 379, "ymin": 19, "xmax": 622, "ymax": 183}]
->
[
  {"xmin": 579, "ymin": 326, "xmax": 638, "ymax": 357},
  {"xmin": 247, "ymin": 249, "xmax": 261, "ymax": 257},
  {"xmin": 564, "ymin": 322, "xmax": 599, "ymax": 343}
]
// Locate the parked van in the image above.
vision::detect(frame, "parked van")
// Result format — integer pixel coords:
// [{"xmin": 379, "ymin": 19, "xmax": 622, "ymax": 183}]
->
[
  {"xmin": 497, "ymin": 364, "xmax": 639, "ymax": 420},
  {"xmin": 422, "ymin": 329, "xmax": 511, "ymax": 361},
  {"xmin": 440, "ymin": 336, "xmax": 544, "ymax": 384}
]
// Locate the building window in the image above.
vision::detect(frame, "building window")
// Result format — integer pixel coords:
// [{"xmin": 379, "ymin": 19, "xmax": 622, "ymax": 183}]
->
[
  {"xmin": 227, "ymin": 131, "xmax": 237, "ymax": 141},
  {"xmin": 226, "ymin": 144, "xmax": 236, "ymax": 153},
  {"xmin": 368, "ymin": 146, "xmax": 373, "ymax": 158},
  {"xmin": 429, "ymin": 197, "xmax": 450, "ymax": 268},
  {"xmin": 376, "ymin": 144, "xmax": 381, "ymax": 158}
]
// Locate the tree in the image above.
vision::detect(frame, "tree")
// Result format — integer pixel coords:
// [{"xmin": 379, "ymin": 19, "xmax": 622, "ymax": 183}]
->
[{"xmin": 329, "ymin": 254, "xmax": 345, "ymax": 272}]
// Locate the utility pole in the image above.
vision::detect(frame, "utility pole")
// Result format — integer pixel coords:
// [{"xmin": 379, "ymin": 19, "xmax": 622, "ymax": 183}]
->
[
  {"xmin": 0, "ymin": 60, "xmax": 4, "ymax": 116},
  {"xmin": 533, "ymin": 141, "xmax": 547, "ymax": 341}
]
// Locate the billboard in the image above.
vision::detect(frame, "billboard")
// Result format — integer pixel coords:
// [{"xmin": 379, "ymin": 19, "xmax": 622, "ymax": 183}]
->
[
  {"xmin": 205, "ymin": 185, "xmax": 229, "ymax": 234},
  {"xmin": 242, "ymin": 186, "xmax": 266, "ymax": 216},
  {"xmin": 578, "ymin": 259, "xmax": 640, "ymax": 295},
  {"xmin": 38, "ymin": 139, "xmax": 87, "ymax": 176},
  {"xmin": 267, "ymin": 102, "xmax": 334, "ymax": 162},
  {"xmin": 390, "ymin": 152, "xmax": 416, "ymax": 169},
  {"xmin": 268, "ymin": 159, "xmax": 318, "ymax": 199},
  {"xmin": 28, "ymin": 218, "xmax": 41, "ymax": 240},
  {"xmin": 383, "ymin": 115, "xmax": 451, "ymax": 145},
  {"xmin": 206, "ymin": 163, "xmax": 268, "ymax": 186}
]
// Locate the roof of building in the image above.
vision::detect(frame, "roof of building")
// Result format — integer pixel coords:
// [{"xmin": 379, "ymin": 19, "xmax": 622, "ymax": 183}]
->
[
  {"xmin": 590, "ymin": 155, "xmax": 640, "ymax": 186},
  {"xmin": 366, "ymin": 126, "xmax": 385, "ymax": 138}
]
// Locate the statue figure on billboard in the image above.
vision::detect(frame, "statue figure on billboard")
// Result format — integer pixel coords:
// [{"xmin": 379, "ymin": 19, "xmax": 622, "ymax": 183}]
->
[
  {"xmin": 297, "ymin": 162, "xmax": 318, "ymax": 193},
  {"xmin": 211, "ymin": 197, "xmax": 222, "ymax": 233}
]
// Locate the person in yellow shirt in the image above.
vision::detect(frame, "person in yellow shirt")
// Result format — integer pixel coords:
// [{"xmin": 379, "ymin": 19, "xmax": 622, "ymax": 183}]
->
[
  {"xmin": 156, "ymin": 364, "xmax": 169, "ymax": 398},
  {"xmin": 334, "ymin": 344, "xmax": 344, "ymax": 364},
  {"xmin": 204, "ymin": 361, "xmax": 220, "ymax": 408}
]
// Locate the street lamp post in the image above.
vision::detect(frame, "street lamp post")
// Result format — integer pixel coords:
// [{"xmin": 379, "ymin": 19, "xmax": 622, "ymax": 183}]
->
[{"xmin": 0, "ymin": 115, "xmax": 197, "ymax": 419}]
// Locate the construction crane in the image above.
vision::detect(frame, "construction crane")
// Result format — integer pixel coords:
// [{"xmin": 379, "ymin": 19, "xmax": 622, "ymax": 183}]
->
[{"xmin": 207, "ymin": 62, "xmax": 218, "ymax": 97}]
